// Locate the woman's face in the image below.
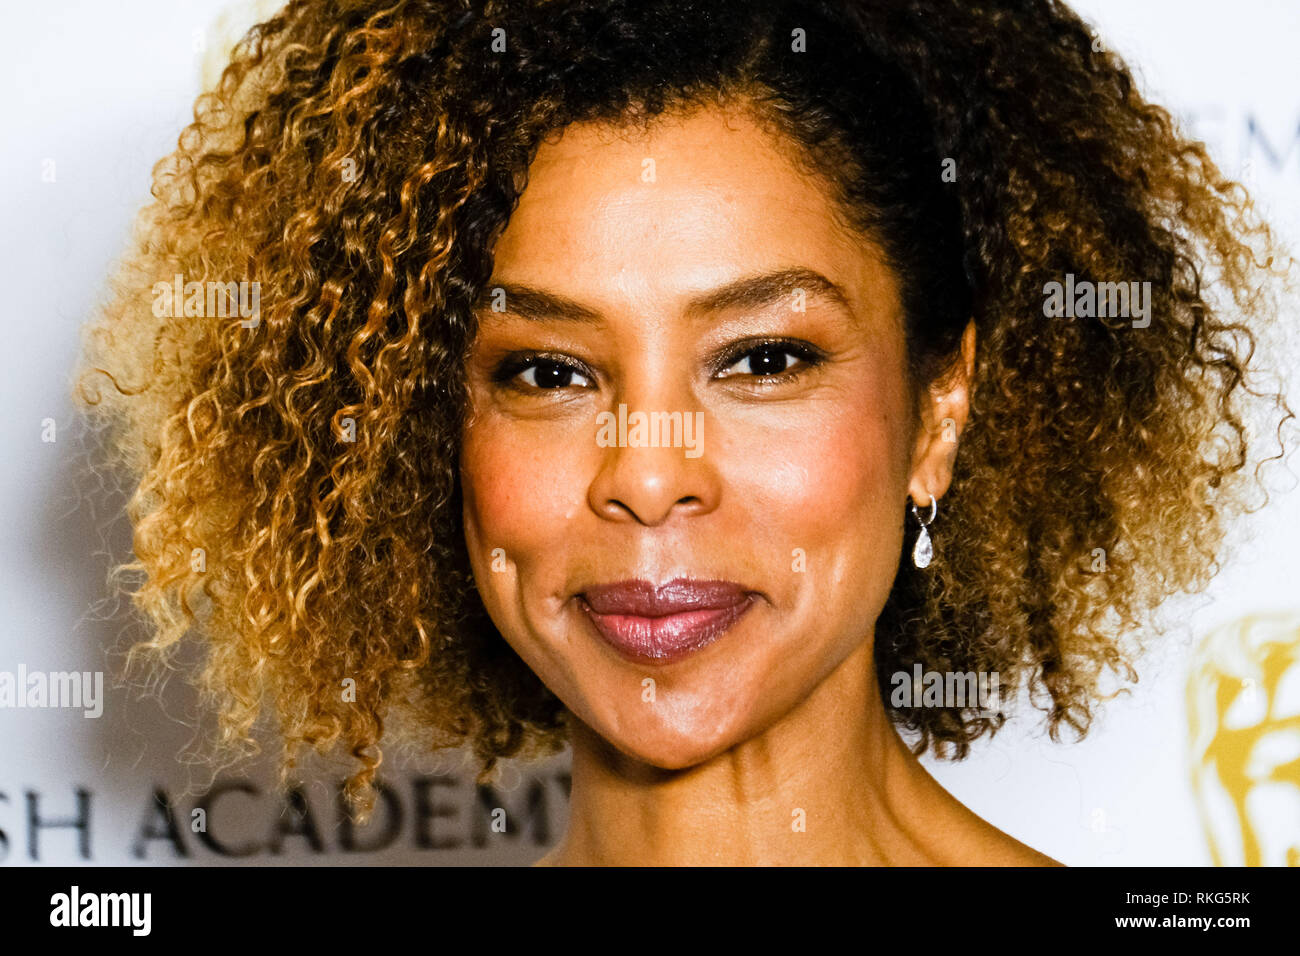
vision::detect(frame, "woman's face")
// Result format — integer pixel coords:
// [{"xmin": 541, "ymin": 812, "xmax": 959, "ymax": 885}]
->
[{"xmin": 460, "ymin": 104, "xmax": 952, "ymax": 769}]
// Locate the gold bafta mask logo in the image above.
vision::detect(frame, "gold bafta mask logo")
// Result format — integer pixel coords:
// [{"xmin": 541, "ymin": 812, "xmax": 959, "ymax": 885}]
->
[{"xmin": 1188, "ymin": 611, "xmax": 1300, "ymax": 866}]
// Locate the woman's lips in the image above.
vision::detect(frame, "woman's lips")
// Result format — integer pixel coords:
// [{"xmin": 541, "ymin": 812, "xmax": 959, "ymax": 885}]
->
[{"xmin": 578, "ymin": 578, "xmax": 756, "ymax": 663}]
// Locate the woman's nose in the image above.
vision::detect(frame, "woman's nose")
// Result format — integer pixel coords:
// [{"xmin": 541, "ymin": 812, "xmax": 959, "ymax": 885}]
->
[{"xmin": 586, "ymin": 399, "xmax": 720, "ymax": 526}]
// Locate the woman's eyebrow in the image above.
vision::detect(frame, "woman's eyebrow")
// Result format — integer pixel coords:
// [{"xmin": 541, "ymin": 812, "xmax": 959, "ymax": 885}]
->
[
  {"xmin": 474, "ymin": 283, "xmax": 602, "ymax": 323},
  {"xmin": 476, "ymin": 267, "xmax": 852, "ymax": 323},
  {"xmin": 684, "ymin": 267, "xmax": 852, "ymax": 318}
]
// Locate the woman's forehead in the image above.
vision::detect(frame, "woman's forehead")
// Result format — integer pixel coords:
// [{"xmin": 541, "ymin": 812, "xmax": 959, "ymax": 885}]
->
[{"xmin": 487, "ymin": 107, "xmax": 897, "ymax": 330}]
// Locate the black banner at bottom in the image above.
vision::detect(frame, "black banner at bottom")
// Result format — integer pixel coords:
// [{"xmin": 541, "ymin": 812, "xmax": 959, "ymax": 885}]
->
[{"xmin": 0, "ymin": 864, "xmax": 1283, "ymax": 940}]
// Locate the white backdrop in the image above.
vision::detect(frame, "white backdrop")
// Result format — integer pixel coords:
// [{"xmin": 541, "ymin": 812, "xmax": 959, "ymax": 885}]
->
[{"xmin": 1, "ymin": 0, "xmax": 1297, "ymax": 865}]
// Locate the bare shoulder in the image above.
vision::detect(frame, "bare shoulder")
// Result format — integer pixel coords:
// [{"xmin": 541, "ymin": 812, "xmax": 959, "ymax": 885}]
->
[
  {"xmin": 984, "ymin": 834, "xmax": 1065, "ymax": 867},
  {"xmin": 913, "ymin": 774, "xmax": 1064, "ymax": 865},
  {"xmin": 955, "ymin": 814, "xmax": 1066, "ymax": 866},
  {"xmin": 906, "ymin": 762, "xmax": 1065, "ymax": 865}
]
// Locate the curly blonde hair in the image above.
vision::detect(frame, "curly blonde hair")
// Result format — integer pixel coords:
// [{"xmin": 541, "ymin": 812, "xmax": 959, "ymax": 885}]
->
[{"xmin": 74, "ymin": 0, "xmax": 1296, "ymax": 814}]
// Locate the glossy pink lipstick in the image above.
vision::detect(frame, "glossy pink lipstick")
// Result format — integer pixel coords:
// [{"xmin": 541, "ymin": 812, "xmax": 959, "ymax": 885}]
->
[{"xmin": 578, "ymin": 578, "xmax": 756, "ymax": 663}]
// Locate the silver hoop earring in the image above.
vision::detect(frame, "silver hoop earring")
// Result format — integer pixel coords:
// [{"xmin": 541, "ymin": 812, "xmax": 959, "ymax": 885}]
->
[{"xmin": 910, "ymin": 497, "xmax": 937, "ymax": 569}]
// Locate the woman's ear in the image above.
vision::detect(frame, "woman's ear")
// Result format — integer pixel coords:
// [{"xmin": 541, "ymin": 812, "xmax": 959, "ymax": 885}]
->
[{"xmin": 908, "ymin": 319, "xmax": 976, "ymax": 505}]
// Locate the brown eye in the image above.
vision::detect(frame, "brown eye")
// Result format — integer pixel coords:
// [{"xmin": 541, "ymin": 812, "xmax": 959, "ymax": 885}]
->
[
  {"xmin": 508, "ymin": 357, "xmax": 594, "ymax": 390},
  {"xmin": 717, "ymin": 343, "xmax": 812, "ymax": 379}
]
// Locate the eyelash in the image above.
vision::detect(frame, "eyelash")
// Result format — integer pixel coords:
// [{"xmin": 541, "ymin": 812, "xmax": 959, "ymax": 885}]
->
[
  {"xmin": 491, "ymin": 339, "xmax": 826, "ymax": 393},
  {"xmin": 714, "ymin": 339, "xmax": 826, "ymax": 382}
]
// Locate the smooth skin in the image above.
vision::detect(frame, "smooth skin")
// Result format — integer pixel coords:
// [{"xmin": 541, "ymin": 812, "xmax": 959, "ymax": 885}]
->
[{"xmin": 459, "ymin": 102, "xmax": 1060, "ymax": 865}]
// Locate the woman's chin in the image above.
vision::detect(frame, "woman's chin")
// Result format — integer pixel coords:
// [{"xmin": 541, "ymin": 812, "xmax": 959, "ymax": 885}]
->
[
  {"xmin": 587, "ymin": 713, "xmax": 744, "ymax": 772},
  {"xmin": 564, "ymin": 697, "xmax": 738, "ymax": 775},
  {"xmin": 610, "ymin": 740, "xmax": 730, "ymax": 773}
]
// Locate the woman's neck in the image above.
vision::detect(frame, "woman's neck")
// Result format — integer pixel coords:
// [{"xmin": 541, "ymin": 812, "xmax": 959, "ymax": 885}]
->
[{"xmin": 539, "ymin": 639, "xmax": 967, "ymax": 866}]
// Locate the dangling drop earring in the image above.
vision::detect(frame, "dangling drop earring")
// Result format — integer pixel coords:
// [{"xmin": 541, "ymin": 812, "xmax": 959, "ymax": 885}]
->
[{"xmin": 910, "ymin": 495, "xmax": 937, "ymax": 569}]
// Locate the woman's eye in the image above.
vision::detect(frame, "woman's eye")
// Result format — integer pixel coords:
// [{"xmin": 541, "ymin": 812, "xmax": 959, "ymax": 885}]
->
[
  {"xmin": 515, "ymin": 358, "xmax": 593, "ymax": 390},
  {"xmin": 718, "ymin": 344, "xmax": 809, "ymax": 379}
]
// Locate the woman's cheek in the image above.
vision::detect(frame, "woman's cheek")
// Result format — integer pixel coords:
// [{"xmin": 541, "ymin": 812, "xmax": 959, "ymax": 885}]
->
[
  {"xmin": 726, "ymin": 402, "xmax": 905, "ymax": 643},
  {"xmin": 461, "ymin": 417, "xmax": 587, "ymax": 578},
  {"xmin": 727, "ymin": 399, "xmax": 899, "ymax": 535}
]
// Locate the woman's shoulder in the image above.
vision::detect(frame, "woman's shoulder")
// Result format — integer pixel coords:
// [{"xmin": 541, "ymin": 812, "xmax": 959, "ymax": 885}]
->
[
  {"xmin": 943, "ymin": 806, "xmax": 1066, "ymax": 866},
  {"xmin": 976, "ymin": 832, "xmax": 1065, "ymax": 867}
]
